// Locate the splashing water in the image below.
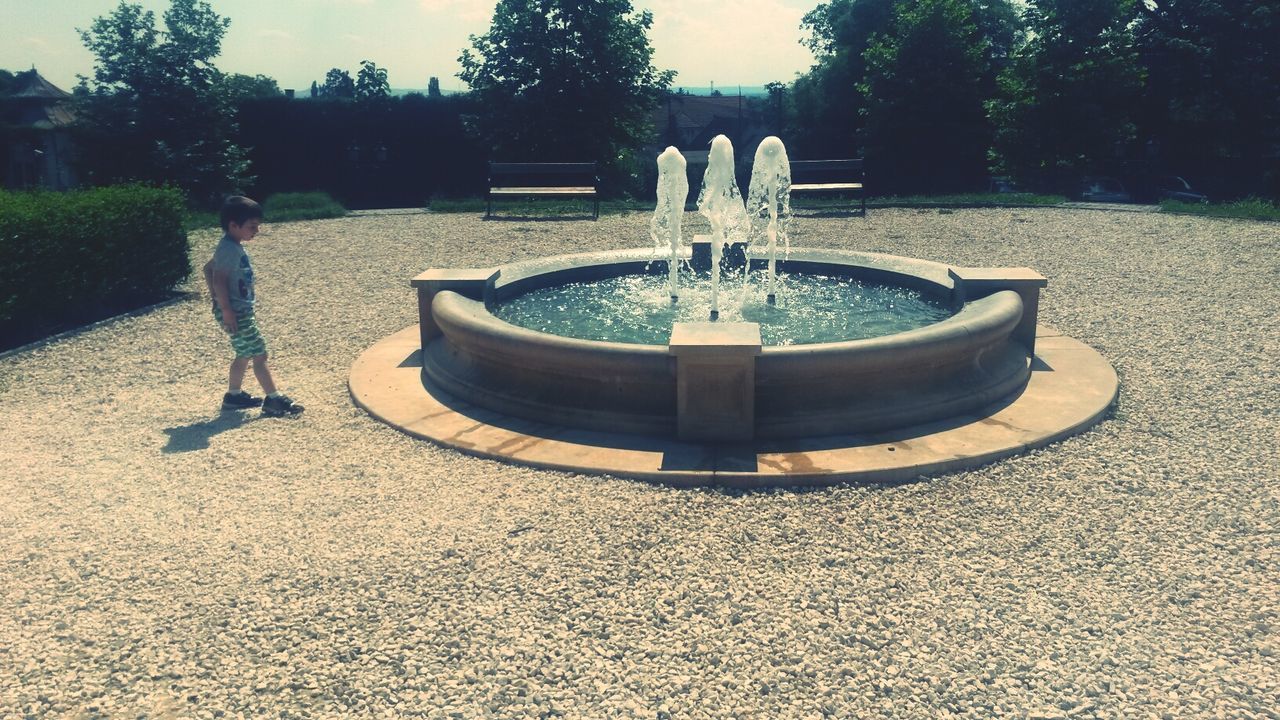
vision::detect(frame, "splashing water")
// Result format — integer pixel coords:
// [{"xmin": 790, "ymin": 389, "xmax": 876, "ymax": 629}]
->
[
  {"xmin": 696, "ymin": 135, "xmax": 750, "ymax": 317},
  {"xmin": 651, "ymin": 146, "xmax": 689, "ymax": 299},
  {"xmin": 494, "ymin": 271, "xmax": 953, "ymax": 346},
  {"xmin": 747, "ymin": 136, "xmax": 792, "ymax": 298}
]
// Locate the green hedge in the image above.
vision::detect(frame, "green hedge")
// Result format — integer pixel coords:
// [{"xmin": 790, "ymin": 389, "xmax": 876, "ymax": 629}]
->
[{"xmin": 0, "ymin": 185, "xmax": 189, "ymax": 349}]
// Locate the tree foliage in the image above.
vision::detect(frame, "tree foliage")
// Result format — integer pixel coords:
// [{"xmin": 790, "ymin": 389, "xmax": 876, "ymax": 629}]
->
[
  {"xmin": 74, "ymin": 0, "xmax": 249, "ymax": 205},
  {"xmin": 221, "ymin": 73, "xmax": 282, "ymax": 104},
  {"xmin": 861, "ymin": 0, "xmax": 993, "ymax": 193},
  {"xmin": 790, "ymin": 0, "xmax": 897, "ymax": 157},
  {"xmin": 790, "ymin": 0, "xmax": 1019, "ymax": 164},
  {"xmin": 0, "ymin": 69, "xmax": 19, "ymax": 96},
  {"xmin": 321, "ymin": 68, "xmax": 355, "ymax": 98},
  {"xmin": 1134, "ymin": 0, "xmax": 1280, "ymax": 196},
  {"xmin": 355, "ymin": 60, "xmax": 390, "ymax": 100},
  {"xmin": 987, "ymin": 0, "xmax": 1144, "ymax": 193},
  {"xmin": 458, "ymin": 0, "xmax": 674, "ymax": 188}
]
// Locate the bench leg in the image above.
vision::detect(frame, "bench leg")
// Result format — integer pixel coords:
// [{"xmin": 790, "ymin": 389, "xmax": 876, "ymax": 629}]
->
[
  {"xmin": 486, "ymin": 194, "xmax": 492, "ymax": 219},
  {"xmin": 594, "ymin": 197, "xmax": 599, "ymax": 220}
]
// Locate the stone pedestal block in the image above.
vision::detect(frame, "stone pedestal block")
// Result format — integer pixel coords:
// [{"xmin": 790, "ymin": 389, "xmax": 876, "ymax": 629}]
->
[
  {"xmin": 669, "ymin": 322, "xmax": 762, "ymax": 442},
  {"xmin": 949, "ymin": 267, "xmax": 1048, "ymax": 357},
  {"xmin": 410, "ymin": 268, "xmax": 497, "ymax": 350}
]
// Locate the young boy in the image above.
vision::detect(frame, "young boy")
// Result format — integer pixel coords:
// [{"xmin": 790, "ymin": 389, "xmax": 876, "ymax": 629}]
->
[{"xmin": 204, "ymin": 195, "xmax": 304, "ymax": 417}]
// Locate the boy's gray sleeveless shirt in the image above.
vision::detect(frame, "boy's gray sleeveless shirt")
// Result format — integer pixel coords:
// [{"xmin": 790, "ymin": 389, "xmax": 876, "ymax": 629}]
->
[{"xmin": 210, "ymin": 235, "xmax": 255, "ymax": 313}]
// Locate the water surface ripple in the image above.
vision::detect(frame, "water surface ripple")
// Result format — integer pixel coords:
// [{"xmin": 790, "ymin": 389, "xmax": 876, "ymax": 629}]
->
[{"xmin": 493, "ymin": 271, "xmax": 953, "ymax": 345}]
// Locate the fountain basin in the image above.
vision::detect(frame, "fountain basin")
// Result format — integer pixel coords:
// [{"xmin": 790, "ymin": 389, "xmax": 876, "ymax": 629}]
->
[{"xmin": 418, "ymin": 247, "xmax": 1039, "ymax": 441}]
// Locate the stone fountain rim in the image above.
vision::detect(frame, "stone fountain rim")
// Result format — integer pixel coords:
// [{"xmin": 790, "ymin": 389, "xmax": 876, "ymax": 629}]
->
[{"xmin": 348, "ymin": 323, "xmax": 1118, "ymax": 487}]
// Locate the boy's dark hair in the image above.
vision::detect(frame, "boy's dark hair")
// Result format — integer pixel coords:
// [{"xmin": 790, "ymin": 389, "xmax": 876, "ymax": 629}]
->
[{"xmin": 219, "ymin": 195, "xmax": 264, "ymax": 231}]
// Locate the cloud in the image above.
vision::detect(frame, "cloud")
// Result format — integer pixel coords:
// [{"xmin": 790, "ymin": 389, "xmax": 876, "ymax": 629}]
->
[
  {"xmin": 640, "ymin": 0, "xmax": 811, "ymax": 83},
  {"xmin": 419, "ymin": 0, "xmax": 494, "ymax": 22},
  {"xmin": 257, "ymin": 29, "xmax": 295, "ymax": 41},
  {"xmin": 342, "ymin": 34, "xmax": 368, "ymax": 44}
]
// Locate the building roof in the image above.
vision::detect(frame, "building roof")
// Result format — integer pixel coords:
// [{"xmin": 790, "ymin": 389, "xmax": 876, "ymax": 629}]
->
[
  {"xmin": 11, "ymin": 69, "xmax": 72, "ymax": 101},
  {"xmin": 659, "ymin": 95, "xmax": 744, "ymax": 132},
  {"xmin": 16, "ymin": 103, "xmax": 76, "ymax": 130}
]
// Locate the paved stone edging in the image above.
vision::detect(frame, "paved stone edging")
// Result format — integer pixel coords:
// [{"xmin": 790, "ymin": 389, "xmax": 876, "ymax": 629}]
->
[{"xmin": 349, "ymin": 324, "xmax": 1118, "ymax": 487}]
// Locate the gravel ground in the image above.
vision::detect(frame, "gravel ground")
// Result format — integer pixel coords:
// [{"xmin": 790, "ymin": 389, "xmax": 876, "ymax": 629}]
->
[{"xmin": 0, "ymin": 207, "xmax": 1276, "ymax": 719}]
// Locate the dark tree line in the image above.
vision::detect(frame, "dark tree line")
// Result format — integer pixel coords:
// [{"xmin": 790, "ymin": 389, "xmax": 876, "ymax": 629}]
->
[
  {"xmin": 237, "ymin": 93, "xmax": 483, "ymax": 209},
  {"xmin": 787, "ymin": 0, "xmax": 1279, "ymax": 199},
  {"xmin": 43, "ymin": 0, "xmax": 1280, "ymax": 205}
]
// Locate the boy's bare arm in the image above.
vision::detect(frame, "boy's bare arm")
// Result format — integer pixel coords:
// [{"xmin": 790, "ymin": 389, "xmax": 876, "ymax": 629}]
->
[
  {"xmin": 206, "ymin": 264, "xmax": 238, "ymax": 333},
  {"xmin": 202, "ymin": 260, "xmax": 216, "ymax": 295}
]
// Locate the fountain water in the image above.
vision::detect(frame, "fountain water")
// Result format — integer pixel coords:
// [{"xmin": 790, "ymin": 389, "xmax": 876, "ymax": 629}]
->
[
  {"xmin": 746, "ymin": 136, "xmax": 792, "ymax": 300},
  {"xmin": 696, "ymin": 135, "xmax": 749, "ymax": 318},
  {"xmin": 650, "ymin": 146, "xmax": 688, "ymax": 300}
]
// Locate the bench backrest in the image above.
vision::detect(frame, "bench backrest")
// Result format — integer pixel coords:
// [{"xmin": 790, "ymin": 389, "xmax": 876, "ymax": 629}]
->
[
  {"xmin": 489, "ymin": 162, "xmax": 599, "ymax": 187},
  {"xmin": 790, "ymin": 159, "xmax": 864, "ymax": 184}
]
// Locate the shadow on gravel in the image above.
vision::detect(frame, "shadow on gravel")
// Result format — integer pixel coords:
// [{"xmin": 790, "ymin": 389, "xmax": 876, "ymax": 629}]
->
[{"xmin": 162, "ymin": 412, "xmax": 257, "ymax": 453}]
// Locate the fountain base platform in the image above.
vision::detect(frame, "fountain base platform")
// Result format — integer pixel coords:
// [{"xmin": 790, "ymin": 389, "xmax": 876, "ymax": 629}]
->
[{"xmin": 349, "ymin": 323, "xmax": 1116, "ymax": 487}]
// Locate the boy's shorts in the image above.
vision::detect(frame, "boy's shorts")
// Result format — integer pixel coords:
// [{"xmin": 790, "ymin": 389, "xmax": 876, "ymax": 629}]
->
[{"xmin": 212, "ymin": 305, "xmax": 267, "ymax": 358}]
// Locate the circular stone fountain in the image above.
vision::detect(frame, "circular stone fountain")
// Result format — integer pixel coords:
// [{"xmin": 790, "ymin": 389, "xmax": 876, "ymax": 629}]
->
[{"xmin": 350, "ymin": 139, "xmax": 1117, "ymax": 486}]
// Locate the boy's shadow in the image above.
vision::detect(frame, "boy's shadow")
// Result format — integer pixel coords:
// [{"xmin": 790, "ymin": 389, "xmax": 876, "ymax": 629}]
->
[{"xmin": 162, "ymin": 411, "xmax": 258, "ymax": 453}]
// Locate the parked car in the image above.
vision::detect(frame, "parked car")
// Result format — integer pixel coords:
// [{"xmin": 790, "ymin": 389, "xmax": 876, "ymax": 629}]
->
[
  {"xmin": 1080, "ymin": 176, "xmax": 1132, "ymax": 203},
  {"xmin": 1154, "ymin": 175, "xmax": 1209, "ymax": 203},
  {"xmin": 988, "ymin": 176, "xmax": 1019, "ymax": 193}
]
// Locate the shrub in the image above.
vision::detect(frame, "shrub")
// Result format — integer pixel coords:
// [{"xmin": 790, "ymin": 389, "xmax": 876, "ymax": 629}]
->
[
  {"xmin": 0, "ymin": 185, "xmax": 188, "ymax": 349},
  {"xmin": 262, "ymin": 192, "xmax": 347, "ymax": 223}
]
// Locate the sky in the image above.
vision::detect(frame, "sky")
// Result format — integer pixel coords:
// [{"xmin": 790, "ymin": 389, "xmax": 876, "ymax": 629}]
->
[{"xmin": 2, "ymin": 0, "xmax": 819, "ymax": 93}]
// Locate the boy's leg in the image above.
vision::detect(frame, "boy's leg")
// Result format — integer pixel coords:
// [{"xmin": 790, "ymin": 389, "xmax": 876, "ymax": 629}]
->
[
  {"xmin": 228, "ymin": 356, "xmax": 250, "ymax": 392},
  {"xmin": 256, "ymin": 354, "xmax": 305, "ymax": 416},
  {"xmin": 218, "ymin": 307, "xmax": 267, "ymax": 409},
  {"xmin": 250, "ymin": 354, "xmax": 278, "ymax": 395}
]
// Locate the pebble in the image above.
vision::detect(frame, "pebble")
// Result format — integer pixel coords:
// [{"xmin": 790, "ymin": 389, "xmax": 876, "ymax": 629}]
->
[{"xmin": 0, "ymin": 209, "xmax": 1276, "ymax": 717}]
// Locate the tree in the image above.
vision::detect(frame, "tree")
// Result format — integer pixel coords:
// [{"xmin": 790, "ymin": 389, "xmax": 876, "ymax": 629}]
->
[
  {"xmin": 764, "ymin": 81, "xmax": 787, "ymax": 136},
  {"xmin": 355, "ymin": 60, "xmax": 390, "ymax": 100},
  {"xmin": 790, "ymin": 0, "xmax": 898, "ymax": 157},
  {"xmin": 321, "ymin": 68, "xmax": 354, "ymax": 98},
  {"xmin": 0, "ymin": 69, "xmax": 18, "ymax": 96},
  {"xmin": 861, "ymin": 0, "xmax": 993, "ymax": 193},
  {"xmin": 75, "ymin": 0, "xmax": 250, "ymax": 204},
  {"xmin": 458, "ymin": 0, "xmax": 674, "ymax": 187},
  {"xmin": 427, "ymin": 76, "xmax": 441, "ymax": 98},
  {"xmin": 987, "ymin": 0, "xmax": 1144, "ymax": 193},
  {"xmin": 221, "ymin": 72, "xmax": 282, "ymax": 104},
  {"xmin": 1134, "ymin": 0, "xmax": 1280, "ymax": 198},
  {"xmin": 0, "ymin": 69, "xmax": 19, "ymax": 120},
  {"xmin": 789, "ymin": 0, "xmax": 1020, "ymax": 161}
]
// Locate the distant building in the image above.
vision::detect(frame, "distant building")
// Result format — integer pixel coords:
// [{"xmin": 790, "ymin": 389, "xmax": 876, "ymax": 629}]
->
[
  {"xmin": 3, "ymin": 69, "xmax": 77, "ymax": 190},
  {"xmin": 648, "ymin": 93, "xmax": 771, "ymax": 198}
]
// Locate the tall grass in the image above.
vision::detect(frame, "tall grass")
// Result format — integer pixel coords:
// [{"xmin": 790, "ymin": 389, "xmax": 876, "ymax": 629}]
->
[
  {"xmin": 262, "ymin": 192, "xmax": 347, "ymax": 222},
  {"xmin": 1160, "ymin": 197, "xmax": 1280, "ymax": 221}
]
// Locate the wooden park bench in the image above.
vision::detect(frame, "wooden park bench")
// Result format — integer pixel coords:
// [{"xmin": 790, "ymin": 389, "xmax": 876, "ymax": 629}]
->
[
  {"xmin": 789, "ymin": 159, "xmax": 866, "ymax": 216},
  {"xmin": 486, "ymin": 162, "xmax": 600, "ymax": 219}
]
